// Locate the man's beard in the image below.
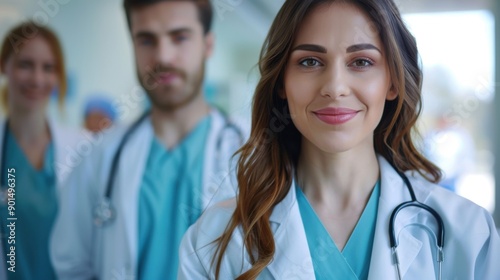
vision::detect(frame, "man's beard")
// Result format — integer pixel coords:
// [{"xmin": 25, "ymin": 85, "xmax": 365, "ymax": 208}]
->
[{"xmin": 138, "ymin": 62, "xmax": 205, "ymax": 112}]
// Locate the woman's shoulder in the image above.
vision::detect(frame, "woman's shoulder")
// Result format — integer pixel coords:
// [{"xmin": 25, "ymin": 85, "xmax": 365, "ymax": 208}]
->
[
  {"xmin": 409, "ymin": 173, "xmax": 484, "ymax": 211},
  {"xmin": 202, "ymin": 198, "xmax": 238, "ymax": 227},
  {"xmin": 187, "ymin": 198, "xmax": 239, "ymax": 247},
  {"xmin": 409, "ymin": 173, "xmax": 497, "ymax": 235},
  {"xmin": 179, "ymin": 198, "xmax": 252, "ymax": 278}
]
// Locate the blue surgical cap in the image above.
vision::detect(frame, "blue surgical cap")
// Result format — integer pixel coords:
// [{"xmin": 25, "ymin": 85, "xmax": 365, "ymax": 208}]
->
[{"xmin": 84, "ymin": 95, "xmax": 117, "ymax": 121}]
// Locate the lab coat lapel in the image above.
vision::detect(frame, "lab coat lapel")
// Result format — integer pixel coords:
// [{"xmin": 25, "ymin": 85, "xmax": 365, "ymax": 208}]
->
[
  {"xmin": 200, "ymin": 110, "xmax": 232, "ymax": 209},
  {"xmin": 48, "ymin": 118, "xmax": 64, "ymax": 187},
  {"xmin": 368, "ymin": 156, "xmax": 430, "ymax": 279},
  {"xmin": 116, "ymin": 118, "xmax": 153, "ymax": 275},
  {"xmin": 48, "ymin": 117, "xmax": 88, "ymax": 190},
  {"xmin": 266, "ymin": 182, "xmax": 316, "ymax": 279}
]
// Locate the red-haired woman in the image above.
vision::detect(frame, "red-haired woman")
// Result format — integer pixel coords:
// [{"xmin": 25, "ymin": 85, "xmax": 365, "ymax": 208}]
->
[
  {"xmin": 178, "ymin": 0, "xmax": 500, "ymax": 279},
  {"xmin": 0, "ymin": 22, "xmax": 83, "ymax": 279}
]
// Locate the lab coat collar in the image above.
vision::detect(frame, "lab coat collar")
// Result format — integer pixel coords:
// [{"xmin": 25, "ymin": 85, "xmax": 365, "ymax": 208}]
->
[
  {"xmin": 118, "ymin": 108, "xmax": 231, "ymax": 257},
  {"xmin": 0, "ymin": 116, "xmax": 85, "ymax": 280},
  {"xmin": 117, "ymin": 108, "xmax": 241, "ymax": 276},
  {"xmin": 266, "ymin": 155, "xmax": 434, "ymax": 279},
  {"xmin": 367, "ymin": 155, "xmax": 433, "ymax": 279},
  {"xmin": 267, "ymin": 180, "xmax": 316, "ymax": 279},
  {"xmin": 200, "ymin": 109, "xmax": 238, "ymax": 209},
  {"xmin": 47, "ymin": 117, "xmax": 82, "ymax": 187},
  {"xmin": 0, "ymin": 117, "xmax": 81, "ymax": 188},
  {"xmin": 116, "ymin": 115, "xmax": 153, "ymax": 276}
]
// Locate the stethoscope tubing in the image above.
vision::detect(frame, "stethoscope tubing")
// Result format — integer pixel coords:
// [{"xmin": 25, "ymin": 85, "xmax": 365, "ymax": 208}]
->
[
  {"xmin": 104, "ymin": 111, "xmax": 150, "ymax": 199},
  {"xmin": 389, "ymin": 167, "xmax": 445, "ymax": 280},
  {"xmin": 94, "ymin": 110, "xmax": 244, "ymax": 227}
]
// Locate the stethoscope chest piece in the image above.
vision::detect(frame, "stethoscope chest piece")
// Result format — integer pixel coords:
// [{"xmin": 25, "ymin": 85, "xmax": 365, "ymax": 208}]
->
[{"xmin": 93, "ymin": 199, "xmax": 116, "ymax": 227}]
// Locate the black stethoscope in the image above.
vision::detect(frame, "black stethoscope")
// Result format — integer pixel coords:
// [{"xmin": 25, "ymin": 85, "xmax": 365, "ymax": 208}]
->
[
  {"xmin": 92, "ymin": 110, "xmax": 245, "ymax": 227},
  {"xmin": 390, "ymin": 167, "xmax": 445, "ymax": 280}
]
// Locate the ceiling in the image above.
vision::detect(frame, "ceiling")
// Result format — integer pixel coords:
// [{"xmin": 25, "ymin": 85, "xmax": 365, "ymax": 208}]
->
[
  {"xmin": 215, "ymin": 0, "xmax": 495, "ymax": 51},
  {"xmin": 242, "ymin": 0, "xmax": 494, "ymax": 27}
]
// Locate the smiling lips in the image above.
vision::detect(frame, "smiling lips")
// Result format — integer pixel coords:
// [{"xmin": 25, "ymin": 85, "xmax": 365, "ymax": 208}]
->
[
  {"xmin": 313, "ymin": 107, "xmax": 359, "ymax": 125},
  {"xmin": 22, "ymin": 90, "xmax": 47, "ymax": 101}
]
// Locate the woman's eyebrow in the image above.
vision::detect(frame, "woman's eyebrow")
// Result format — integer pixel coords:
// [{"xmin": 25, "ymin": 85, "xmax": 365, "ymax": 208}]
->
[
  {"xmin": 291, "ymin": 44, "xmax": 327, "ymax": 53},
  {"xmin": 346, "ymin": 43, "xmax": 381, "ymax": 53},
  {"xmin": 291, "ymin": 43, "xmax": 381, "ymax": 54}
]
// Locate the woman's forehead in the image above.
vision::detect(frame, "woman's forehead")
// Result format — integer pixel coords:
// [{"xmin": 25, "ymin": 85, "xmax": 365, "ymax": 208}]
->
[
  {"xmin": 293, "ymin": 2, "xmax": 382, "ymax": 51},
  {"xmin": 14, "ymin": 36, "xmax": 55, "ymax": 61}
]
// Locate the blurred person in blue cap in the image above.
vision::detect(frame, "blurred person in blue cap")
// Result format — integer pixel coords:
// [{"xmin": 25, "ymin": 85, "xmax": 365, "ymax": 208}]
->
[{"xmin": 83, "ymin": 95, "xmax": 117, "ymax": 133}]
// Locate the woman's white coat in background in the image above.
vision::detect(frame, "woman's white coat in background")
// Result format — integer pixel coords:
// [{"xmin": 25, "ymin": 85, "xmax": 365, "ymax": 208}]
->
[{"xmin": 0, "ymin": 118, "xmax": 87, "ymax": 280}]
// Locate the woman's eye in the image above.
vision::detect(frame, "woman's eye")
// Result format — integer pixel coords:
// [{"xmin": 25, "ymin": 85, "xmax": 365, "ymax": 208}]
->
[
  {"xmin": 350, "ymin": 59, "xmax": 373, "ymax": 68},
  {"xmin": 18, "ymin": 61, "xmax": 32, "ymax": 69},
  {"xmin": 299, "ymin": 58, "xmax": 321, "ymax": 67},
  {"xmin": 44, "ymin": 64, "xmax": 55, "ymax": 73}
]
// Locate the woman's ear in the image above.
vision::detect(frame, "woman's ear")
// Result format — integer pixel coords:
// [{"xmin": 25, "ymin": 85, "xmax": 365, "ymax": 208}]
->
[{"xmin": 386, "ymin": 85, "xmax": 397, "ymax": 101}]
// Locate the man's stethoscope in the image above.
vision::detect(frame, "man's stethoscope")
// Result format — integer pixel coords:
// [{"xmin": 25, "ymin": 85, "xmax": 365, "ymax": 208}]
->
[
  {"xmin": 92, "ymin": 110, "xmax": 245, "ymax": 227},
  {"xmin": 390, "ymin": 167, "xmax": 445, "ymax": 280}
]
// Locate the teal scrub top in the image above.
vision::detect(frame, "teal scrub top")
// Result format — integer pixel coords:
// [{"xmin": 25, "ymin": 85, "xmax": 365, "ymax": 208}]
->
[
  {"xmin": 296, "ymin": 181, "xmax": 380, "ymax": 280},
  {"xmin": 138, "ymin": 116, "xmax": 211, "ymax": 280},
  {"xmin": 0, "ymin": 129, "xmax": 57, "ymax": 280}
]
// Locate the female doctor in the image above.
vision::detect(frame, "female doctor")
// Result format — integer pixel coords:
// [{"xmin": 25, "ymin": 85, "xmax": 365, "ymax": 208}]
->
[
  {"xmin": 178, "ymin": 0, "xmax": 500, "ymax": 279},
  {"xmin": 0, "ymin": 22, "xmax": 83, "ymax": 279}
]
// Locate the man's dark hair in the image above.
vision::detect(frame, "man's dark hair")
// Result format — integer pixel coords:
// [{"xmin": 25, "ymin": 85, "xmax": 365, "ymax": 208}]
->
[{"xmin": 123, "ymin": 0, "xmax": 213, "ymax": 34}]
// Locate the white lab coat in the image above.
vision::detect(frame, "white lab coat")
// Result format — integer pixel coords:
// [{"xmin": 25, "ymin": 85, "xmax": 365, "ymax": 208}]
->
[
  {"xmin": 50, "ymin": 109, "xmax": 246, "ymax": 280},
  {"xmin": 178, "ymin": 155, "xmax": 500, "ymax": 279},
  {"xmin": 0, "ymin": 118, "xmax": 87, "ymax": 280}
]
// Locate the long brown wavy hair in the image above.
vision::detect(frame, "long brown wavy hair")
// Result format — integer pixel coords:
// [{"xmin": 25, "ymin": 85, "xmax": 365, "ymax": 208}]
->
[{"xmin": 213, "ymin": 0, "xmax": 442, "ymax": 278}]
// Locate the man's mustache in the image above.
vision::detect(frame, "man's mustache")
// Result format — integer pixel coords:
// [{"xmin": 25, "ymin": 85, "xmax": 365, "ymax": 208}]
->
[{"xmin": 147, "ymin": 65, "xmax": 187, "ymax": 80}]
